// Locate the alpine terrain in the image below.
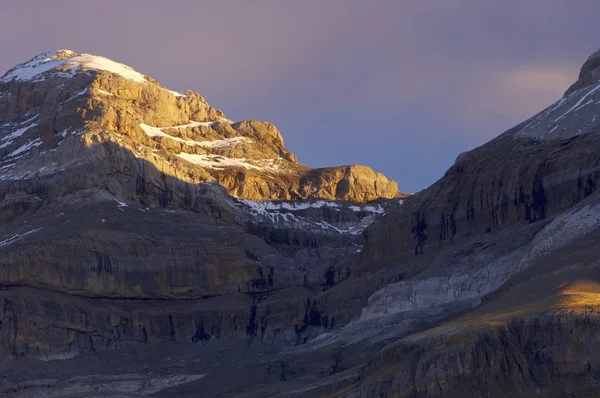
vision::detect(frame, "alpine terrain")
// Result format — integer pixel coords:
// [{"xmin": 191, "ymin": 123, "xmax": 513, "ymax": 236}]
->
[{"xmin": 1, "ymin": 48, "xmax": 600, "ymax": 397}]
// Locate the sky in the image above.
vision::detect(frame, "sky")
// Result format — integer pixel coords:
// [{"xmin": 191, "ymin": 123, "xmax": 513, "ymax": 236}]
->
[{"xmin": 1, "ymin": 1, "xmax": 600, "ymax": 193}]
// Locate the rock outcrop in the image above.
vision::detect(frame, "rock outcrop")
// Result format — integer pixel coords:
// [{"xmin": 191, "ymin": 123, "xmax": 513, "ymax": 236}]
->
[{"xmin": 0, "ymin": 50, "xmax": 403, "ymax": 204}]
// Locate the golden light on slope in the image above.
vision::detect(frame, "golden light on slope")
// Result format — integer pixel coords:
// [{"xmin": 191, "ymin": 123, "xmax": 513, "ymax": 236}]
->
[
  {"xmin": 557, "ymin": 281, "xmax": 600, "ymax": 308},
  {"xmin": 402, "ymin": 280, "xmax": 600, "ymax": 345}
]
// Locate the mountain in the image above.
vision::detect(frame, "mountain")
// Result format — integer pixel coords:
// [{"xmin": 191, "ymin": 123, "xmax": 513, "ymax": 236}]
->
[
  {"xmin": 0, "ymin": 50, "xmax": 404, "ymax": 204},
  {"xmin": 2, "ymin": 48, "xmax": 600, "ymax": 397}
]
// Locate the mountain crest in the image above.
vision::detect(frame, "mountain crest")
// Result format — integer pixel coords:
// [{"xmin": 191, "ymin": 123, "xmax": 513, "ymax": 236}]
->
[
  {"xmin": 0, "ymin": 49, "xmax": 146, "ymax": 84},
  {"xmin": 0, "ymin": 50, "xmax": 404, "ymax": 204}
]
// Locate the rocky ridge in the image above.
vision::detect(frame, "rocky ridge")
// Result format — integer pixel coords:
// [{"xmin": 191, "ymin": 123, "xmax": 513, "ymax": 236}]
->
[{"xmin": 0, "ymin": 50, "xmax": 403, "ymax": 205}]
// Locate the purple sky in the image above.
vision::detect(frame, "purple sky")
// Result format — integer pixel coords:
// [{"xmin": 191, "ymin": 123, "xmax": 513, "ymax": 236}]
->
[{"xmin": 2, "ymin": 1, "xmax": 600, "ymax": 192}]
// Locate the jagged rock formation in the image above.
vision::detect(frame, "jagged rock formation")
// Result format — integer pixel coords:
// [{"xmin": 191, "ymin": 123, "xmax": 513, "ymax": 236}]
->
[
  {"xmin": 4, "ymin": 48, "xmax": 600, "ymax": 398},
  {"xmin": 0, "ymin": 50, "xmax": 403, "ymax": 204}
]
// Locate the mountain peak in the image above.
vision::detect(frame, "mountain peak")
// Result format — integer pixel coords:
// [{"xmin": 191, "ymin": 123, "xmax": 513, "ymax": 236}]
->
[
  {"xmin": 31, "ymin": 49, "xmax": 77, "ymax": 61},
  {"xmin": 0, "ymin": 50, "xmax": 404, "ymax": 203},
  {"xmin": 0, "ymin": 50, "xmax": 147, "ymax": 84}
]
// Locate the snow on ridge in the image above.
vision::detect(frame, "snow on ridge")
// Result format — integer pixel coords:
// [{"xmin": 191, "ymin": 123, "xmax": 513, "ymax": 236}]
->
[
  {"xmin": 239, "ymin": 199, "xmax": 385, "ymax": 236},
  {"xmin": 241, "ymin": 199, "xmax": 385, "ymax": 214},
  {"xmin": 251, "ymin": 200, "xmax": 341, "ymax": 212},
  {"xmin": 167, "ymin": 89, "xmax": 186, "ymax": 97},
  {"xmin": 276, "ymin": 201, "xmax": 341, "ymax": 210},
  {"xmin": 67, "ymin": 54, "xmax": 147, "ymax": 83},
  {"xmin": 0, "ymin": 228, "xmax": 42, "ymax": 249},
  {"xmin": 176, "ymin": 153, "xmax": 281, "ymax": 172},
  {"xmin": 96, "ymin": 89, "xmax": 114, "ymax": 96},
  {"xmin": 240, "ymin": 199, "xmax": 340, "ymax": 216},
  {"xmin": 8, "ymin": 138, "xmax": 42, "ymax": 157},
  {"xmin": 1, "ymin": 50, "xmax": 195, "ymax": 101},
  {"xmin": 170, "ymin": 119, "xmax": 234, "ymax": 129},
  {"xmin": 349, "ymin": 205, "xmax": 385, "ymax": 214},
  {"xmin": 196, "ymin": 136, "xmax": 250, "ymax": 148},
  {"xmin": 554, "ymin": 83, "xmax": 600, "ymax": 122},
  {"xmin": 2, "ymin": 50, "xmax": 195, "ymax": 106},
  {"xmin": 140, "ymin": 122, "xmax": 248, "ymax": 149},
  {"xmin": 1, "ymin": 52, "xmax": 73, "ymax": 83},
  {"xmin": 517, "ymin": 80, "xmax": 600, "ymax": 140},
  {"xmin": 0, "ymin": 121, "xmax": 38, "ymax": 149},
  {"xmin": 57, "ymin": 88, "xmax": 88, "ymax": 110},
  {"xmin": 1, "ymin": 51, "xmax": 147, "ymax": 83},
  {"xmin": 13, "ymin": 112, "xmax": 40, "ymax": 126}
]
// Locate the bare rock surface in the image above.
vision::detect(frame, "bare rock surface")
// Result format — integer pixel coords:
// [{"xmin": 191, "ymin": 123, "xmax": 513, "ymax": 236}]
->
[{"xmin": 0, "ymin": 50, "xmax": 403, "ymax": 203}]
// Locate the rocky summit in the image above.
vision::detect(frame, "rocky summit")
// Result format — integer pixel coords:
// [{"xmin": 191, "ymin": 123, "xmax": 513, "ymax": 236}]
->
[
  {"xmin": 0, "ymin": 50, "xmax": 403, "ymax": 204},
  {"xmin": 2, "ymin": 48, "xmax": 600, "ymax": 398}
]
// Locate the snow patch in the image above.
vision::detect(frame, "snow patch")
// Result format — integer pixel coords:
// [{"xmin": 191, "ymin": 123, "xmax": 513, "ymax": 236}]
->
[
  {"xmin": 0, "ymin": 228, "xmax": 42, "ymax": 249},
  {"xmin": 141, "ymin": 120, "xmax": 282, "ymax": 172},
  {"xmin": 195, "ymin": 136, "xmax": 250, "ymax": 148},
  {"xmin": 170, "ymin": 119, "xmax": 234, "ymax": 129},
  {"xmin": 1, "ymin": 51, "xmax": 147, "ymax": 83},
  {"xmin": 0, "ymin": 121, "xmax": 38, "ymax": 149},
  {"xmin": 350, "ymin": 204, "xmax": 385, "ymax": 214},
  {"xmin": 57, "ymin": 88, "xmax": 88, "ymax": 111},
  {"xmin": 96, "ymin": 89, "xmax": 114, "ymax": 96},
  {"xmin": 140, "ymin": 122, "xmax": 244, "ymax": 148},
  {"xmin": 1, "ymin": 53, "xmax": 73, "ymax": 83},
  {"xmin": 241, "ymin": 200, "xmax": 385, "ymax": 215},
  {"xmin": 9, "ymin": 138, "xmax": 42, "ymax": 157},
  {"xmin": 167, "ymin": 89, "xmax": 186, "ymax": 97},
  {"xmin": 241, "ymin": 200, "xmax": 342, "ymax": 214},
  {"xmin": 239, "ymin": 200, "xmax": 385, "ymax": 235},
  {"xmin": 554, "ymin": 84, "xmax": 600, "ymax": 122},
  {"xmin": 177, "ymin": 153, "xmax": 275, "ymax": 171},
  {"xmin": 517, "ymin": 81, "xmax": 600, "ymax": 140}
]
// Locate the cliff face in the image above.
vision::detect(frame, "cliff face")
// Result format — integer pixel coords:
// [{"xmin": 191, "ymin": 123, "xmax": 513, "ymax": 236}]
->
[{"xmin": 3, "ymin": 48, "xmax": 600, "ymax": 398}]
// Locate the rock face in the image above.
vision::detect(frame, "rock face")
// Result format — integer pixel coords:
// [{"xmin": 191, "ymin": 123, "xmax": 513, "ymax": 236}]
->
[
  {"xmin": 3, "ymin": 48, "xmax": 600, "ymax": 398},
  {"xmin": 0, "ymin": 50, "xmax": 403, "ymax": 204}
]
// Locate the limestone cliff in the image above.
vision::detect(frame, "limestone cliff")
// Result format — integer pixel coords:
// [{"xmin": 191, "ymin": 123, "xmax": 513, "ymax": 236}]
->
[{"xmin": 0, "ymin": 50, "xmax": 403, "ymax": 204}]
